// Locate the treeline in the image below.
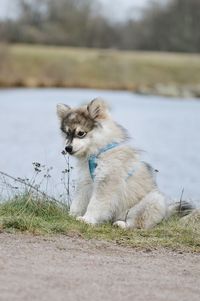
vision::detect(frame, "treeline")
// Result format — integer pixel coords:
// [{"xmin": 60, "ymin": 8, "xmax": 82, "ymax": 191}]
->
[{"xmin": 0, "ymin": 0, "xmax": 200, "ymax": 52}]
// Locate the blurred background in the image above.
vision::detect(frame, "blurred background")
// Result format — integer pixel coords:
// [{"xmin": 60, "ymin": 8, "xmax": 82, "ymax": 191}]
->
[
  {"xmin": 0, "ymin": 0, "xmax": 200, "ymax": 203},
  {"xmin": 1, "ymin": 0, "xmax": 200, "ymax": 51}
]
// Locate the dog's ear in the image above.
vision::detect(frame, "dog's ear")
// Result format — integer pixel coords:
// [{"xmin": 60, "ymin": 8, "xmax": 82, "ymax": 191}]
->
[
  {"xmin": 56, "ymin": 104, "xmax": 71, "ymax": 119},
  {"xmin": 87, "ymin": 98, "xmax": 108, "ymax": 120}
]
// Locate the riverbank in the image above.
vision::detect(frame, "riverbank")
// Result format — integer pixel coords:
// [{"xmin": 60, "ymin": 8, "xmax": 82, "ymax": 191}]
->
[
  {"xmin": 1, "ymin": 44, "xmax": 200, "ymax": 98},
  {"xmin": 0, "ymin": 197, "xmax": 200, "ymax": 253}
]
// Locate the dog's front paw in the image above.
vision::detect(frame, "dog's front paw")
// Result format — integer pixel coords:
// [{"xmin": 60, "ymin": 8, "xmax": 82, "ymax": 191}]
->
[
  {"xmin": 69, "ymin": 210, "xmax": 79, "ymax": 218},
  {"xmin": 113, "ymin": 220, "xmax": 128, "ymax": 229},
  {"xmin": 76, "ymin": 216, "xmax": 85, "ymax": 222},
  {"xmin": 76, "ymin": 215, "xmax": 98, "ymax": 225}
]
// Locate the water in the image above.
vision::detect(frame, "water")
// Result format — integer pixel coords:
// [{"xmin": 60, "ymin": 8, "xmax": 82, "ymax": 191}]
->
[{"xmin": 0, "ymin": 88, "xmax": 200, "ymax": 206}]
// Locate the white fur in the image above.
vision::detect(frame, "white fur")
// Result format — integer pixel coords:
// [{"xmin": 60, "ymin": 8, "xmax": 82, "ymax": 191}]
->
[{"xmin": 58, "ymin": 99, "xmax": 169, "ymax": 229}]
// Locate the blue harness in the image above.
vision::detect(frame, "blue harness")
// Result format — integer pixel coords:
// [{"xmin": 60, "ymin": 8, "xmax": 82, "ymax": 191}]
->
[{"xmin": 88, "ymin": 142, "xmax": 139, "ymax": 181}]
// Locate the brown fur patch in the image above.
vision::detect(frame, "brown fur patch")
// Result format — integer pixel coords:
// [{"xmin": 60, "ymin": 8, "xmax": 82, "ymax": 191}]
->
[{"xmin": 61, "ymin": 107, "xmax": 96, "ymax": 134}]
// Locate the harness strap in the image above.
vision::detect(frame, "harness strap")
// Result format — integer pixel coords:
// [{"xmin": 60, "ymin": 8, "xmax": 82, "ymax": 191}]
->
[
  {"xmin": 88, "ymin": 142, "xmax": 140, "ymax": 181},
  {"xmin": 88, "ymin": 142, "xmax": 119, "ymax": 180},
  {"xmin": 126, "ymin": 163, "xmax": 141, "ymax": 181}
]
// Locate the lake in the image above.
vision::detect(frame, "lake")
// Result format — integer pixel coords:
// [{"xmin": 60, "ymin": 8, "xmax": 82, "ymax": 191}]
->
[{"xmin": 0, "ymin": 88, "xmax": 199, "ymax": 206}]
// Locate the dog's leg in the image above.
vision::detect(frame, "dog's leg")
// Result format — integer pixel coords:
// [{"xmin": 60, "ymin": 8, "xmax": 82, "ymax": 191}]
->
[
  {"xmin": 70, "ymin": 180, "xmax": 92, "ymax": 217},
  {"xmin": 114, "ymin": 190, "xmax": 167, "ymax": 229},
  {"xmin": 77, "ymin": 179, "xmax": 120, "ymax": 225},
  {"xmin": 77, "ymin": 195, "xmax": 115, "ymax": 225}
]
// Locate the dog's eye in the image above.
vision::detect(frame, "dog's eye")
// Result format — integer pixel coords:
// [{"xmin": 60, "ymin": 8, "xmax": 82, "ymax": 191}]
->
[{"xmin": 76, "ymin": 131, "xmax": 86, "ymax": 138}]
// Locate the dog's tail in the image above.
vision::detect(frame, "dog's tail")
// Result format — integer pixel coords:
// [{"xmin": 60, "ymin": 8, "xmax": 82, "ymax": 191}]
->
[{"xmin": 166, "ymin": 201, "xmax": 194, "ymax": 219}]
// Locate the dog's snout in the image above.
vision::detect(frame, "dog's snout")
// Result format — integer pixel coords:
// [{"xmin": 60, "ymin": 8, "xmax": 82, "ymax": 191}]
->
[{"xmin": 65, "ymin": 145, "xmax": 73, "ymax": 154}]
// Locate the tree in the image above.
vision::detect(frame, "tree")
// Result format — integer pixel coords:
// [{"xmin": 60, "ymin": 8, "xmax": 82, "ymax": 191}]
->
[{"xmin": 0, "ymin": 0, "xmax": 200, "ymax": 52}]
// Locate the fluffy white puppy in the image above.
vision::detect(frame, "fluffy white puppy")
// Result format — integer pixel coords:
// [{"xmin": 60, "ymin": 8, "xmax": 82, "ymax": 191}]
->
[{"xmin": 57, "ymin": 98, "xmax": 191, "ymax": 229}]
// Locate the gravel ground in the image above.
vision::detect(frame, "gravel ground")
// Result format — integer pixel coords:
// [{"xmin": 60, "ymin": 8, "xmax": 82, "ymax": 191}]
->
[{"xmin": 0, "ymin": 233, "xmax": 200, "ymax": 301}]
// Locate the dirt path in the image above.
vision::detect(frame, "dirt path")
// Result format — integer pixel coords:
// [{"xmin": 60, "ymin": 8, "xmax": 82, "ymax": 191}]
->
[{"xmin": 0, "ymin": 233, "xmax": 199, "ymax": 301}]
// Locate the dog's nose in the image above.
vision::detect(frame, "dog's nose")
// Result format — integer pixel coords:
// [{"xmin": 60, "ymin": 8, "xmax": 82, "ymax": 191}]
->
[{"xmin": 65, "ymin": 145, "xmax": 73, "ymax": 154}]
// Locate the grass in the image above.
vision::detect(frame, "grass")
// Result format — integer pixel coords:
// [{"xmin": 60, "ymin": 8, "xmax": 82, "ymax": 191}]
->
[
  {"xmin": 0, "ymin": 195, "xmax": 200, "ymax": 253},
  {"xmin": 1, "ymin": 44, "xmax": 200, "ymax": 97}
]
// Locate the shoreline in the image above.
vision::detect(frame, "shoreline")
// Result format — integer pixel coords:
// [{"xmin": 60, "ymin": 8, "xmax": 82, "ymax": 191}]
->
[
  {"xmin": 0, "ymin": 84, "xmax": 200, "ymax": 99},
  {"xmin": 1, "ymin": 44, "xmax": 200, "ymax": 99}
]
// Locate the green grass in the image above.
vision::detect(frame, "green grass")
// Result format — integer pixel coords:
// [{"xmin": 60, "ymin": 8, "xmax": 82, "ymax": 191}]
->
[
  {"xmin": 0, "ymin": 195, "xmax": 200, "ymax": 252},
  {"xmin": 1, "ymin": 44, "xmax": 200, "ymax": 97}
]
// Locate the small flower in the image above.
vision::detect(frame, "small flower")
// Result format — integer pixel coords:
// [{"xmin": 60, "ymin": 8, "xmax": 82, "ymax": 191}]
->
[
  {"xmin": 32, "ymin": 162, "xmax": 41, "ymax": 168},
  {"xmin": 34, "ymin": 167, "xmax": 41, "ymax": 172},
  {"xmin": 44, "ymin": 174, "xmax": 51, "ymax": 178},
  {"xmin": 62, "ymin": 169, "xmax": 69, "ymax": 174}
]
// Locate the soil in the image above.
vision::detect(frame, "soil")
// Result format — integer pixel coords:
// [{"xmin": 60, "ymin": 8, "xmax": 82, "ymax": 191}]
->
[{"xmin": 0, "ymin": 233, "xmax": 199, "ymax": 301}]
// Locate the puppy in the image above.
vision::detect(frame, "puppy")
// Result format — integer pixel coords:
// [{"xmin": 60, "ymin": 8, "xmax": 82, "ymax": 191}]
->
[{"xmin": 57, "ymin": 98, "xmax": 190, "ymax": 229}]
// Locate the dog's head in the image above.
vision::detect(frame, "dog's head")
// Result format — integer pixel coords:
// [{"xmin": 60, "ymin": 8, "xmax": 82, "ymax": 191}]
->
[{"xmin": 57, "ymin": 98, "xmax": 112, "ymax": 157}]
